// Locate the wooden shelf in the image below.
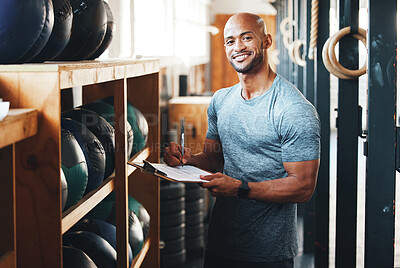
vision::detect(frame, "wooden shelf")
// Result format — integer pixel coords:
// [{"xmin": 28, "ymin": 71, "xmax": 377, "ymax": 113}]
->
[
  {"xmin": 62, "ymin": 147, "xmax": 150, "ymax": 234},
  {"xmin": 0, "ymin": 59, "xmax": 161, "ymax": 268},
  {"xmin": 0, "ymin": 109, "xmax": 37, "ymax": 148},
  {"xmin": 0, "ymin": 109, "xmax": 37, "ymax": 268},
  {"xmin": 0, "ymin": 58, "xmax": 159, "ymax": 89},
  {"xmin": 132, "ymin": 237, "xmax": 151, "ymax": 268}
]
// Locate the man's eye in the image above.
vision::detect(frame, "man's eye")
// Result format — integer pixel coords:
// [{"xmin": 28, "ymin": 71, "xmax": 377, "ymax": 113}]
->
[
  {"xmin": 243, "ymin": 36, "xmax": 252, "ymax": 41},
  {"xmin": 226, "ymin": 40, "xmax": 234, "ymax": 45}
]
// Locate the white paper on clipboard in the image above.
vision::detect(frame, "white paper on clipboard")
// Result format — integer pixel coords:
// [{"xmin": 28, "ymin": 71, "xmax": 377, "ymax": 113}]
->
[{"xmin": 129, "ymin": 162, "xmax": 211, "ymax": 183}]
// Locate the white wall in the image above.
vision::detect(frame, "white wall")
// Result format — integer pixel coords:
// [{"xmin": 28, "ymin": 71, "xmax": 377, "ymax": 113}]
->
[{"xmin": 210, "ymin": 0, "xmax": 277, "ymax": 18}]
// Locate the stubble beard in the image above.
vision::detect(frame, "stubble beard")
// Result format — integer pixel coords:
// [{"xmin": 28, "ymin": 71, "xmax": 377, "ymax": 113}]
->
[{"xmin": 229, "ymin": 43, "xmax": 264, "ymax": 74}]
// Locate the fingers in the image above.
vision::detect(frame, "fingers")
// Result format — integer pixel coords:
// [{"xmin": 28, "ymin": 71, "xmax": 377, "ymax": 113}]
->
[
  {"xmin": 163, "ymin": 142, "xmax": 192, "ymax": 166},
  {"xmin": 163, "ymin": 142, "xmax": 182, "ymax": 166},
  {"xmin": 200, "ymin": 173, "xmax": 241, "ymax": 198},
  {"xmin": 200, "ymin": 174, "xmax": 214, "ymax": 181},
  {"xmin": 200, "ymin": 173, "xmax": 221, "ymax": 187}
]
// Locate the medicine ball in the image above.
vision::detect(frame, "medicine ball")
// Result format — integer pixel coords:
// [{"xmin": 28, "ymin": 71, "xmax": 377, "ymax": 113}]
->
[
  {"xmin": 16, "ymin": 0, "xmax": 54, "ymax": 63},
  {"xmin": 0, "ymin": 0, "xmax": 47, "ymax": 63},
  {"xmin": 108, "ymin": 207, "xmax": 144, "ymax": 257},
  {"xmin": 80, "ymin": 101, "xmax": 134, "ymax": 159},
  {"xmin": 31, "ymin": 0, "xmax": 73, "ymax": 62},
  {"xmin": 88, "ymin": 1, "xmax": 115, "ymax": 60},
  {"xmin": 61, "ymin": 168, "xmax": 68, "ymax": 211},
  {"xmin": 133, "ymin": 107, "xmax": 149, "ymax": 148},
  {"xmin": 104, "ymin": 192, "xmax": 150, "ymax": 240},
  {"xmin": 63, "ymin": 231, "xmax": 117, "ymax": 268},
  {"xmin": 97, "ymin": 97, "xmax": 146, "ymax": 156},
  {"xmin": 63, "ymin": 246, "xmax": 97, "ymax": 268},
  {"xmin": 61, "ymin": 118, "xmax": 106, "ymax": 195},
  {"xmin": 55, "ymin": 0, "xmax": 107, "ymax": 60},
  {"xmin": 61, "ymin": 128, "xmax": 88, "ymax": 209},
  {"xmin": 69, "ymin": 219, "xmax": 133, "ymax": 266},
  {"xmin": 85, "ymin": 194, "xmax": 145, "ymax": 257},
  {"xmin": 62, "ymin": 108, "xmax": 115, "ymax": 179},
  {"xmin": 128, "ymin": 196, "xmax": 150, "ymax": 240}
]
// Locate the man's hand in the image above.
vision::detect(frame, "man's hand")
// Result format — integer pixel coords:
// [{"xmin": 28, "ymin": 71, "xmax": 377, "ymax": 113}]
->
[
  {"xmin": 200, "ymin": 173, "xmax": 242, "ymax": 197},
  {"xmin": 163, "ymin": 142, "xmax": 191, "ymax": 167}
]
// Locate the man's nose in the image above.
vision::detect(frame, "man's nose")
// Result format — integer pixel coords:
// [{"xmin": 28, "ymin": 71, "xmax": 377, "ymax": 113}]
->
[{"xmin": 234, "ymin": 39, "xmax": 246, "ymax": 51}]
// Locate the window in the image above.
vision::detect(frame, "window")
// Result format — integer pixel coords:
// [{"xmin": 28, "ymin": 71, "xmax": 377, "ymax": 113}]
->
[{"xmin": 133, "ymin": 0, "xmax": 210, "ymax": 58}]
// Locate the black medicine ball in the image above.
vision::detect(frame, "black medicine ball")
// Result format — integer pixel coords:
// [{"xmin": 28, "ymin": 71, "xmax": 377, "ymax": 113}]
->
[
  {"xmin": 62, "ymin": 108, "xmax": 115, "ymax": 179},
  {"xmin": 63, "ymin": 246, "xmax": 97, "ymax": 268},
  {"xmin": 17, "ymin": 0, "xmax": 54, "ymax": 63},
  {"xmin": 63, "ymin": 231, "xmax": 117, "ymax": 268},
  {"xmin": 0, "ymin": 0, "xmax": 47, "ymax": 63},
  {"xmin": 61, "ymin": 128, "xmax": 88, "ymax": 209},
  {"xmin": 69, "ymin": 219, "xmax": 133, "ymax": 266},
  {"xmin": 55, "ymin": 0, "xmax": 107, "ymax": 60},
  {"xmin": 31, "ymin": 0, "xmax": 74, "ymax": 62},
  {"xmin": 88, "ymin": 1, "xmax": 115, "ymax": 59},
  {"xmin": 80, "ymin": 101, "xmax": 134, "ymax": 159},
  {"xmin": 62, "ymin": 118, "xmax": 106, "ymax": 195}
]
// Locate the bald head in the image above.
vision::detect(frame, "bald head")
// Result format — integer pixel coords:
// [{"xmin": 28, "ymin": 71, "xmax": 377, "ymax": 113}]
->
[{"xmin": 224, "ymin": 13, "xmax": 267, "ymax": 39}]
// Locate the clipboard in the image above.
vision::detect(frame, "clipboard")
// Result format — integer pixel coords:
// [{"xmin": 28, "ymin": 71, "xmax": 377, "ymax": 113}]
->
[{"xmin": 128, "ymin": 160, "xmax": 211, "ymax": 183}]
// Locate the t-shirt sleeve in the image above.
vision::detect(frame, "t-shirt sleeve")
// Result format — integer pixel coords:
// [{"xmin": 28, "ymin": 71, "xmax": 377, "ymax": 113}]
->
[
  {"xmin": 205, "ymin": 95, "xmax": 220, "ymax": 140},
  {"xmin": 278, "ymin": 103, "xmax": 321, "ymax": 162}
]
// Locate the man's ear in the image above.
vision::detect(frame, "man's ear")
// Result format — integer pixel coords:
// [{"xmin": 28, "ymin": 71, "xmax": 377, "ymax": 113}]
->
[{"xmin": 263, "ymin": 34, "xmax": 273, "ymax": 49}]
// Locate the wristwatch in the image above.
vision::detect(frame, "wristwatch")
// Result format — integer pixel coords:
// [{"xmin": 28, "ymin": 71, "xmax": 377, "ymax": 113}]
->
[{"xmin": 238, "ymin": 180, "xmax": 250, "ymax": 198}]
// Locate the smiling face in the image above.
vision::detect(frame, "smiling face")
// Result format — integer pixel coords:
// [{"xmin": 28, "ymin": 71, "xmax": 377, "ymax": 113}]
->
[{"xmin": 224, "ymin": 13, "xmax": 271, "ymax": 74}]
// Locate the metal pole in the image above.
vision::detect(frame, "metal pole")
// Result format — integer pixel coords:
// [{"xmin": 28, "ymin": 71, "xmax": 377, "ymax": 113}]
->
[
  {"xmin": 335, "ymin": 0, "xmax": 359, "ymax": 267},
  {"xmin": 314, "ymin": 0, "xmax": 330, "ymax": 266},
  {"xmin": 302, "ymin": 0, "xmax": 316, "ymax": 258},
  {"xmin": 365, "ymin": 0, "xmax": 397, "ymax": 267}
]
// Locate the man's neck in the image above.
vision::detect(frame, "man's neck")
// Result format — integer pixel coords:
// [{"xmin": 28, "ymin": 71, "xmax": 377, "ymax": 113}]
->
[{"xmin": 239, "ymin": 64, "xmax": 276, "ymax": 100}]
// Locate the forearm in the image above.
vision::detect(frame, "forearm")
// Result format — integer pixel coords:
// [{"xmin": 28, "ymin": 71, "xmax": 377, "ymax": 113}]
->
[
  {"xmin": 201, "ymin": 159, "xmax": 319, "ymax": 204},
  {"xmin": 248, "ymin": 175, "xmax": 316, "ymax": 203},
  {"xmin": 247, "ymin": 159, "xmax": 319, "ymax": 203}
]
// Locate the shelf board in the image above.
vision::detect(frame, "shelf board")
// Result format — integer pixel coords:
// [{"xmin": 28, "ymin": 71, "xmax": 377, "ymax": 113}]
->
[
  {"xmin": 0, "ymin": 250, "xmax": 15, "ymax": 268},
  {"xmin": 0, "ymin": 58, "xmax": 160, "ymax": 89},
  {"xmin": 61, "ymin": 147, "xmax": 150, "ymax": 234},
  {"xmin": 61, "ymin": 176, "xmax": 115, "ymax": 234},
  {"xmin": 131, "ymin": 236, "xmax": 150, "ymax": 268},
  {"xmin": 0, "ymin": 108, "xmax": 37, "ymax": 149}
]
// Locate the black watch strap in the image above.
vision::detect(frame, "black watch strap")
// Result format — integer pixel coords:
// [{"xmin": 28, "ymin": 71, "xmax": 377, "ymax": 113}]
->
[{"xmin": 238, "ymin": 180, "xmax": 250, "ymax": 198}]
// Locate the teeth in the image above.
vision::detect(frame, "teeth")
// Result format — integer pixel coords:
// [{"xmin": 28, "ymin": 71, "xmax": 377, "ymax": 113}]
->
[{"xmin": 235, "ymin": 55, "xmax": 248, "ymax": 60}]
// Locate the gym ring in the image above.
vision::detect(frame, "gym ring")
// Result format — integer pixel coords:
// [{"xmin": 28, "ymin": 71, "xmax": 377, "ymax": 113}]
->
[
  {"xmin": 280, "ymin": 17, "xmax": 296, "ymax": 49},
  {"xmin": 287, "ymin": 42, "xmax": 296, "ymax": 64},
  {"xmin": 292, "ymin": 40, "xmax": 306, "ymax": 66},
  {"xmin": 287, "ymin": 40, "xmax": 306, "ymax": 67},
  {"xmin": 322, "ymin": 27, "xmax": 367, "ymax": 79}
]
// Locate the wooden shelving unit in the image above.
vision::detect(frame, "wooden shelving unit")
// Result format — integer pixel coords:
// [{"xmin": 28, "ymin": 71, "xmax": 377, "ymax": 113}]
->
[
  {"xmin": 0, "ymin": 109, "xmax": 38, "ymax": 268},
  {"xmin": 0, "ymin": 59, "xmax": 160, "ymax": 267},
  {"xmin": 61, "ymin": 148, "xmax": 150, "ymax": 234}
]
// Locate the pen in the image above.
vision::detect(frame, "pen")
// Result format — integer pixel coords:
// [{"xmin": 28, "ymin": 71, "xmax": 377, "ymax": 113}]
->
[{"xmin": 181, "ymin": 119, "xmax": 184, "ymax": 167}]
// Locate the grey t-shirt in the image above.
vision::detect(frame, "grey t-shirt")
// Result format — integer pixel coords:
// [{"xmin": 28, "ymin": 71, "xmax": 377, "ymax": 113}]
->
[{"xmin": 205, "ymin": 74, "xmax": 320, "ymax": 262}]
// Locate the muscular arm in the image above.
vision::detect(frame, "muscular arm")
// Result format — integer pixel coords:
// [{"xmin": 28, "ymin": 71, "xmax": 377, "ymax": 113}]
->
[
  {"xmin": 201, "ymin": 159, "xmax": 319, "ymax": 204},
  {"xmin": 247, "ymin": 159, "xmax": 319, "ymax": 203}
]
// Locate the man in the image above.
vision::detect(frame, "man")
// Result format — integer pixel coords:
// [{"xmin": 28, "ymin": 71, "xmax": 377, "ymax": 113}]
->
[{"xmin": 164, "ymin": 13, "xmax": 320, "ymax": 268}]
